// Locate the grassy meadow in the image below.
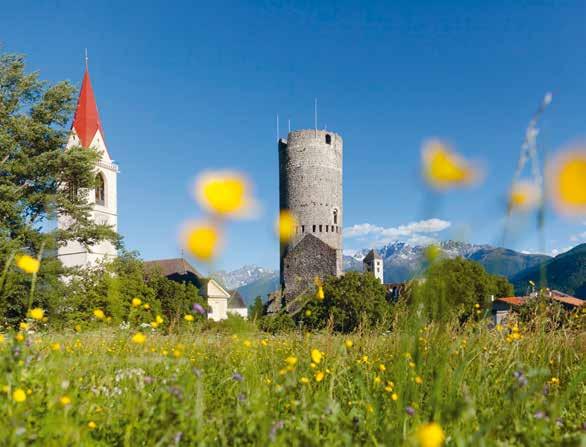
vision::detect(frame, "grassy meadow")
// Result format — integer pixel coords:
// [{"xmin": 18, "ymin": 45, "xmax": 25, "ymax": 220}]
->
[{"xmin": 1, "ymin": 313, "xmax": 584, "ymax": 446}]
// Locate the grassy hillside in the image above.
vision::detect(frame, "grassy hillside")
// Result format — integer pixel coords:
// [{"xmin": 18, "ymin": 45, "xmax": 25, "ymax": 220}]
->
[
  {"xmin": 237, "ymin": 275, "xmax": 280, "ymax": 305},
  {"xmin": 468, "ymin": 248, "xmax": 550, "ymax": 278},
  {"xmin": 511, "ymin": 244, "xmax": 586, "ymax": 298}
]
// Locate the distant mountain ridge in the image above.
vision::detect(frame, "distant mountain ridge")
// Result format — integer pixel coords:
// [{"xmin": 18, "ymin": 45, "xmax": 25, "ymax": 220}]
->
[
  {"xmin": 229, "ymin": 241, "xmax": 554, "ymax": 305},
  {"xmin": 343, "ymin": 240, "xmax": 550, "ymax": 283},
  {"xmin": 511, "ymin": 243, "xmax": 586, "ymax": 298},
  {"xmin": 212, "ymin": 265, "xmax": 277, "ymax": 291}
]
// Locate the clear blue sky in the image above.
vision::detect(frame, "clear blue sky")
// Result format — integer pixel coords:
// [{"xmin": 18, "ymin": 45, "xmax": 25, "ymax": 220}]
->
[{"xmin": 2, "ymin": 0, "xmax": 585, "ymax": 272}]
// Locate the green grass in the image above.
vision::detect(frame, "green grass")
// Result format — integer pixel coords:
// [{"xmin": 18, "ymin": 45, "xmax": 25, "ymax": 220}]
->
[{"xmin": 0, "ymin": 317, "xmax": 584, "ymax": 446}]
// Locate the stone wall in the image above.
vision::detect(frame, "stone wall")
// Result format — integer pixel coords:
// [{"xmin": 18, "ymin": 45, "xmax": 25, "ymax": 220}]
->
[{"xmin": 282, "ymin": 234, "xmax": 338, "ymax": 301}]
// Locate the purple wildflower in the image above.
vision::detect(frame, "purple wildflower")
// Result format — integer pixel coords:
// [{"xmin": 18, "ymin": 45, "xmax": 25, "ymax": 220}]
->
[
  {"xmin": 534, "ymin": 411, "xmax": 546, "ymax": 420},
  {"xmin": 269, "ymin": 420, "xmax": 284, "ymax": 441},
  {"xmin": 192, "ymin": 303, "xmax": 206, "ymax": 315},
  {"xmin": 405, "ymin": 406, "xmax": 415, "ymax": 416},
  {"xmin": 513, "ymin": 370, "xmax": 528, "ymax": 387},
  {"xmin": 232, "ymin": 372, "xmax": 244, "ymax": 382}
]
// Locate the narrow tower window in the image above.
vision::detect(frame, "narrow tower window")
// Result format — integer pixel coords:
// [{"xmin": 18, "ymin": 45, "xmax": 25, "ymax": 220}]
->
[
  {"xmin": 313, "ymin": 225, "xmax": 316, "ymax": 233},
  {"xmin": 333, "ymin": 209, "xmax": 338, "ymax": 224},
  {"xmin": 325, "ymin": 134, "xmax": 331, "ymax": 144},
  {"xmin": 301, "ymin": 225, "xmax": 305, "ymax": 233},
  {"xmin": 319, "ymin": 225, "xmax": 323, "ymax": 232},
  {"xmin": 95, "ymin": 173, "xmax": 105, "ymax": 206}
]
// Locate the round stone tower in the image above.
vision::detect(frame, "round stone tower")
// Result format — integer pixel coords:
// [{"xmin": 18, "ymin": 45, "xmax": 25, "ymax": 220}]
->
[{"xmin": 279, "ymin": 129, "xmax": 343, "ymax": 295}]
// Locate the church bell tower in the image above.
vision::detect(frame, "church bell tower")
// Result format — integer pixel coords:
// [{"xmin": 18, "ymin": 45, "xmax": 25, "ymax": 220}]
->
[{"xmin": 57, "ymin": 61, "xmax": 118, "ymax": 268}]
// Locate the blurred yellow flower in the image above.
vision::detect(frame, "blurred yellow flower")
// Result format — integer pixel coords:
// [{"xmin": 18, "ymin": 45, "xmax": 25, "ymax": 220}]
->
[
  {"xmin": 88, "ymin": 421, "xmax": 97, "ymax": 430},
  {"xmin": 131, "ymin": 298, "xmax": 142, "ymax": 307},
  {"xmin": 0, "ymin": 334, "xmax": 4, "ymax": 344},
  {"xmin": 391, "ymin": 392, "xmax": 399, "ymax": 401},
  {"xmin": 182, "ymin": 222, "xmax": 221, "ymax": 262},
  {"xmin": 150, "ymin": 321, "xmax": 159, "ymax": 329},
  {"xmin": 299, "ymin": 377, "xmax": 310, "ymax": 384},
  {"xmin": 378, "ymin": 364, "xmax": 386, "ymax": 372},
  {"xmin": 131, "ymin": 333, "xmax": 146, "ymax": 344},
  {"xmin": 195, "ymin": 171, "xmax": 255, "ymax": 217},
  {"xmin": 316, "ymin": 286, "xmax": 325, "ymax": 301},
  {"xmin": 344, "ymin": 339, "xmax": 353, "ymax": 349},
  {"xmin": 243, "ymin": 340, "xmax": 252, "ymax": 348},
  {"xmin": 547, "ymin": 147, "xmax": 586, "ymax": 215},
  {"xmin": 425, "ymin": 244, "xmax": 441, "ymax": 263},
  {"xmin": 143, "ymin": 303, "xmax": 151, "ymax": 310},
  {"xmin": 50, "ymin": 342, "xmax": 61, "ymax": 351},
  {"xmin": 59, "ymin": 396, "xmax": 71, "ymax": 406},
  {"xmin": 422, "ymin": 139, "xmax": 476, "ymax": 190},
  {"xmin": 305, "ymin": 309, "xmax": 312, "ymax": 317},
  {"xmin": 19, "ymin": 322, "xmax": 28, "ymax": 330},
  {"xmin": 93, "ymin": 309, "xmax": 105, "ymax": 320},
  {"xmin": 416, "ymin": 422, "xmax": 445, "ymax": 447},
  {"xmin": 311, "ymin": 349, "xmax": 323, "ymax": 364},
  {"xmin": 74, "ymin": 324, "xmax": 81, "ymax": 332},
  {"xmin": 277, "ymin": 210, "xmax": 297, "ymax": 243},
  {"xmin": 508, "ymin": 180, "xmax": 541, "ymax": 212},
  {"xmin": 184, "ymin": 314, "xmax": 194, "ymax": 322},
  {"xmin": 29, "ymin": 308, "xmax": 44, "ymax": 321},
  {"xmin": 156, "ymin": 315, "xmax": 164, "ymax": 324},
  {"xmin": 415, "ymin": 376, "xmax": 424, "ymax": 384},
  {"xmin": 285, "ymin": 356, "xmax": 298, "ymax": 367},
  {"xmin": 15, "ymin": 332, "xmax": 24, "ymax": 342},
  {"xmin": 15, "ymin": 255, "xmax": 40, "ymax": 274},
  {"xmin": 12, "ymin": 388, "xmax": 26, "ymax": 403},
  {"xmin": 315, "ymin": 371, "xmax": 325, "ymax": 382}
]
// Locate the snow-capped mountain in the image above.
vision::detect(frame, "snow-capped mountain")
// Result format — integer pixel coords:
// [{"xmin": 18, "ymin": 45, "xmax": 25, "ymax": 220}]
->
[
  {"xmin": 344, "ymin": 240, "xmax": 549, "ymax": 283},
  {"xmin": 212, "ymin": 265, "xmax": 277, "ymax": 290}
]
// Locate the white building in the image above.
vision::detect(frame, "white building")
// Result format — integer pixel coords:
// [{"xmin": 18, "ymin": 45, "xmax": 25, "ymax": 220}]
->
[
  {"xmin": 58, "ymin": 65, "xmax": 118, "ymax": 268},
  {"xmin": 363, "ymin": 249, "xmax": 384, "ymax": 284},
  {"xmin": 144, "ymin": 258, "xmax": 248, "ymax": 321}
]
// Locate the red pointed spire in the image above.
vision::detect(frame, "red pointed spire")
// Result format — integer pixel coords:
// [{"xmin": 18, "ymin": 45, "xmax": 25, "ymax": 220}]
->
[{"xmin": 72, "ymin": 67, "xmax": 104, "ymax": 148}]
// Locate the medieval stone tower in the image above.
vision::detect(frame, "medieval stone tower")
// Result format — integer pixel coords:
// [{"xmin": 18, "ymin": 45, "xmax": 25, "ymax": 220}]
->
[{"xmin": 279, "ymin": 129, "xmax": 343, "ymax": 300}]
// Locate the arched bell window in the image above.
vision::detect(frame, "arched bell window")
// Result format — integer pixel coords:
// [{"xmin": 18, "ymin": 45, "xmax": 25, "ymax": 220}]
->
[{"xmin": 95, "ymin": 173, "xmax": 105, "ymax": 206}]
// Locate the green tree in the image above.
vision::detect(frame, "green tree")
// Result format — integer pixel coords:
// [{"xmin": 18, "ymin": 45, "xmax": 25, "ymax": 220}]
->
[
  {"xmin": 0, "ymin": 52, "xmax": 119, "ymax": 254},
  {"xmin": 413, "ymin": 257, "xmax": 514, "ymax": 321},
  {"xmin": 298, "ymin": 272, "xmax": 390, "ymax": 333},
  {"xmin": 248, "ymin": 296, "xmax": 264, "ymax": 322}
]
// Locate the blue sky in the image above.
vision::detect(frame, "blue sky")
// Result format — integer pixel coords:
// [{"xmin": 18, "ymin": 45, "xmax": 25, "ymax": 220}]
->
[{"xmin": 2, "ymin": 0, "xmax": 585, "ymax": 272}]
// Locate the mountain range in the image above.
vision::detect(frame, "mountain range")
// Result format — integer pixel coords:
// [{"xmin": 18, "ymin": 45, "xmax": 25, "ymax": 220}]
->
[{"xmin": 221, "ymin": 240, "xmax": 561, "ymax": 305}]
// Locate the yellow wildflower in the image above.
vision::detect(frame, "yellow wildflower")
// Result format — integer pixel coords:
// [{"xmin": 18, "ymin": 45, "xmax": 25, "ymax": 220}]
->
[
  {"xmin": 74, "ymin": 324, "xmax": 81, "ymax": 332},
  {"xmin": 182, "ymin": 222, "xmax": 221, "ymax": 262},
  {"xmin": 131, "ymin": 298, "xmax": 142, "ymax": 307},
  {"xmin": 379, "ymin": 364, "xmax": 386, "ymax": 372},
  {"xmin": 143, "ymin": 303, "xmax": 151, "ymax": 310},
  {"xmin": 150, "ymin": 321, "xmax": 159, "ymax": 329},
  {"xmin": 299, "ymin": 377, "xmax": 310, "ymax": 384},
  {"xmin": 59, "ymin": 396, "xmax": 71, "ymax": 406},
  {"xmin": 344, "ymin": 339, "xmax": 353, "ymax": 349},
  {"xmin": 184, "ymin": 314, "xmax": 194, "ymax": 322},
  {"xmin": 549, "ymin": 377, "xmax": 560, "ymax": 385},
  {"xmin": 50, "ymin": 343, "xmax": 61, "ymax": 351},
  {"xmin": 415, "ymin": 376, "xmax": 424, "ymax": 385},
  {"xmin": 93, "ymin": 309, "xmax": 105, "ymax": 320},
  {"xmin": 156, "ymin": 315, "xmax": 164, "ymax": 324},
  {"xmin": 311, "ymin": 348, "xmax": 323, "ymax": 364},
  {"xmin": 374, "ymin": 376, "xmax": 382, "ymax": 385},
  {"xmin": 243, "ymin": 340, "xmax": 252, "ymax": 348},
  {"xmin": 15, "ymin": 255, "xmax": 40, "ymax": 274},
  {"xmin": 277, "ymin": 210, "xmax": 298, "ymax": 243},
  {"xmin": 29, "ymin": 308, "xmax": 44, "ymax": 321},
  {"xmin": 315, "ymin": 371, "xmax": 325, "ymax": 382},
  {"xmin": 19, "ymin": 322, "xmax": 28, "ymax": 330},
  {"xmin": 508, "ymin": 180, "xmax": 541, "ymax": 212},
  {"xmin": 15, "ymin": 333, "xmax": 24, "ymax": 342},
  {"xmin": 0, "ymin": 334, "xmax": 4, "ymax": 344},
  {"xmin": 547, "ymin": 147, "xmax": 586, "ymax": 215},
  {"xmin": 316, "ymin": 286, "xmax": 324, "ymax": 301},
  {"xmin": 131, "ymin": 332, "xmax": 146, "ymax": 344},
  {"xmin": 12, "ymin": 388, "xmax": 26, "ymax": 403},
  {"xmin": 88, "ymin": 421, "xmax": 97, "ymax": 430},
  {"xmin": 285, "ymin": 356, "xmax": 298, "ymax": 367},
  {"xmin": 391, "ymin": 392, "xmax": 399, "ymax": 401},
  {"xmin": 195, "ymin": 171, "xmax": 255, "ymax": 217},
  {"xmin": 305, "ymin": 309, "xmax": 312, "ymax": 317},
  {"xmin": 416, "ymin": 422, "xmax": 445, "ymax": 447},
  {"xmin": 422, "ymin": 139, "xmax": 477, "ymax": 189}
]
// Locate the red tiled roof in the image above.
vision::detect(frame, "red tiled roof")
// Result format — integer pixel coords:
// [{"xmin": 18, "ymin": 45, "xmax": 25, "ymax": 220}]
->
[
  {"xmin": 495, "ymin": 296, "xmax": 525, "ymax": 306},
  {"xmin": 72, "ymin": 68, "xmax": 104, "ymax": 148},
  {"xmin": 550, "ymin": 291, "xmax": 584, "ymax": 308}
]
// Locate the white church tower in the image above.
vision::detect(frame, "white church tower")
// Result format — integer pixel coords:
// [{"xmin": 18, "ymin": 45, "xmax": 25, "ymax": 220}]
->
[
  {"xmin": 363, "ymin": 249, "xmax": 384, "ymax": 284},
  {"xmin": 57, "ymin": 62, "xmax": 118, "ymax": 268}
]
